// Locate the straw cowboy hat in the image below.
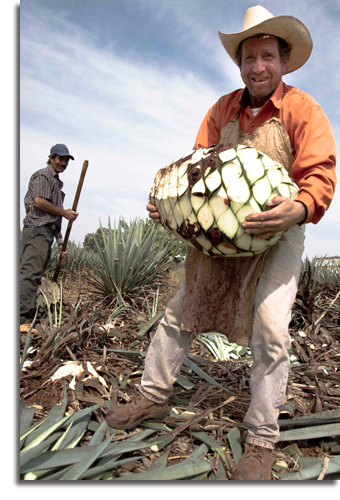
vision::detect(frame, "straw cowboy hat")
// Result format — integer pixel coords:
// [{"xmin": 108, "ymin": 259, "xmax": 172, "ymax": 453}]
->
[{"xmin": 218, "ymin": 5, "xmax": 313, "ymax": 74}]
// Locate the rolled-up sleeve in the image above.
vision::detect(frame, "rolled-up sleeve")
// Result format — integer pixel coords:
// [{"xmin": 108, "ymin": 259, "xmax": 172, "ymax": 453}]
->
[{"xmin": 291, "ymin": 104, "xmax": 337, "ymax": 224}]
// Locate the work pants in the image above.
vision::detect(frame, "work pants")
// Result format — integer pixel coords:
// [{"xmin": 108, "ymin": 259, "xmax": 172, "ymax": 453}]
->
[
  {"xmin": 140, "ymin": 224, "xmax": 305, "ymax": 449},
  {"xmin": 20, "ymin": 225, "xmax": 55, "ymax": 319}
]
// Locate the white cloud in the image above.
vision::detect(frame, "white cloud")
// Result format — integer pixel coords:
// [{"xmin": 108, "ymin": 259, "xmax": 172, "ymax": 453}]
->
[{"xmin": 20, "ymin": 7, "xmax": 222, "ymax": 246}]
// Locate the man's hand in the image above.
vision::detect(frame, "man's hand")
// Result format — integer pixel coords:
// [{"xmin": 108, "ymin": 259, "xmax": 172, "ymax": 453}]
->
[
  {"xmin": 146, "ymin": 202, "xmax": 161, "ymax": 224},
  {"xmin": 63, "ymin": 209, "xmax": 79, "ymax": 222},
  {"xmin": 58, "ymin": 246, "xmax": 68, "ymax": 259},
  {"xmin": 241, "ymin": 196, "xmax": 306, "ymax": 239}
]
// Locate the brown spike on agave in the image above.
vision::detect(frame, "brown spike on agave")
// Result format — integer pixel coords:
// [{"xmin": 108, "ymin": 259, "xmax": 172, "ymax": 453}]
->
[{"xmin": 149, "ymin": 144, "xmax": 299, "ymax": 257}]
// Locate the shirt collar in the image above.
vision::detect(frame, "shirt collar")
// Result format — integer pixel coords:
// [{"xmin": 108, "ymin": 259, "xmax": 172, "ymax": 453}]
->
[
  {"xmin": 47, "ymin": 165, "xmax": 59, "ymax": 178},
  {"xmin": 240, "ymin": 80, "xmax": 284, "ymax": 110}
]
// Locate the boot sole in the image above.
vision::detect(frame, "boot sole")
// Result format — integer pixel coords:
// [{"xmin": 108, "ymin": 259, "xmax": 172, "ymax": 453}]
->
[{"xmin": 106, "ymin": 408, "xmax": 170, "ymax": 430}]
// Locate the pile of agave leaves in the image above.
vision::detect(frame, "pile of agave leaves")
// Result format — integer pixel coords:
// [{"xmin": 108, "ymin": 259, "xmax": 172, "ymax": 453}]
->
[{"xmin": 20, "ymin": 219, "xmax": 340, "ymax": 481}]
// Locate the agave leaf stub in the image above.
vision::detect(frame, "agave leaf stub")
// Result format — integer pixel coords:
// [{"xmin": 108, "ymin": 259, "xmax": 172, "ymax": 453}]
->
[{"xmin": 149, "ymin": 144, "xmax": 299, "ymax": 257}]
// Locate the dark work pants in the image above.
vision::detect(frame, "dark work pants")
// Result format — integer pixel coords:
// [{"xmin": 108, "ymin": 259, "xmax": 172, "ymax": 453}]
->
[{"xmin": 20, "ymin": 225, "xmax": 55, "ymax": 319}]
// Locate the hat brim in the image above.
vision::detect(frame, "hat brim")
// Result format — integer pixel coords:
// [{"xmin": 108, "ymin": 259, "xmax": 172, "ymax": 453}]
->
[
  {"xmin": 218, "ymin": 15, "xmax": 313, "ymax": 74},
  {"xmin": 54, "ymin": 152, "xmax": 74, "ymax": 160}
]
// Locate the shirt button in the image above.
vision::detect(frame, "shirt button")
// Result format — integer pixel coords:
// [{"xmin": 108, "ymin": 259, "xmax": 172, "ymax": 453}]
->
[{"xmin": 251, "ymin": 123, "xmax": 255, "ymax": 127}]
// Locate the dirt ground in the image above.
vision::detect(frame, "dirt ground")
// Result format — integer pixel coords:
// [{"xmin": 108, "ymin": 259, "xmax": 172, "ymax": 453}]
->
[{"xmin": 20, "ymin": 266, "xmax": 340, "ymax": 478}]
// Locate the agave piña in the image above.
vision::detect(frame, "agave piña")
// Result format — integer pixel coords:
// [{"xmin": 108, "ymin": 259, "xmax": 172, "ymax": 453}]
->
[{"xmin": 149, "ymin": 143, "xmax": 299, "ymax": 256}]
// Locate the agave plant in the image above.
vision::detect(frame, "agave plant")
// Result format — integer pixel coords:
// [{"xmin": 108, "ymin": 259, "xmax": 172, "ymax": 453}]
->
[
  {"xmin": 87, "ymin": 217, "xmax": 182, "ymax": 304},
  {"xmin": 45, "ymin": 242, "xmax": 95, "ymax": 275},
  {"xmin": 299, "ymin": 256, "xmax": 340, "ymax": 291}
]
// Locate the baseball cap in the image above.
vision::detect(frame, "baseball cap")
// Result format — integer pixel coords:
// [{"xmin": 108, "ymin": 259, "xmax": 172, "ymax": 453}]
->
[{"xmin": 50, "ymin": 144, "xmax": 74, "ymax": 160}]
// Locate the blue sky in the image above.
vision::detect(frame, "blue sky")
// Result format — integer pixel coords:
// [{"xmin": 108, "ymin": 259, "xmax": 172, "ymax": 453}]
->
[{"xmin": 18, "ymin": 0, "xmax": 339, "ymax": 258}]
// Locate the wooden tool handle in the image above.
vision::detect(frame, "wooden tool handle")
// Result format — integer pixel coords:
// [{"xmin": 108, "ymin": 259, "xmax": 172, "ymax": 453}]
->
[{"xmin": 53, "ymin": 160, "xmax": 89, "ymax": 282}]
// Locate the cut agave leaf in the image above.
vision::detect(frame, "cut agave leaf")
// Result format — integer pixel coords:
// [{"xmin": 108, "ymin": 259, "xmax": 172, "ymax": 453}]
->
[
  {"xmin": 279, "ymin": 408, "xmax": 340, "ymax": 428},
  {"xmin": 58, "ymin": 413, "xmax": 91, "ymax": 450},
  {"xmin": 277, "ymin": 456, "xmax": 340, "ymax": 480},
  {"xmin": 244, "ymin": 158, "xmax": 264, "ymax": 184},
  {"xmin": 197, "ymin": 202, "xmax": 214, "ymax": 231},
  {"xmin": 261, "ymin": 154, "xmax": 277, "ymax": 170},
  {"xmin": 20, "ymin": 397, "xmax": 36, "ymax": 431},
  {"xmin": 149, "ymin": 434, "xmax": 173, "ymax": 452},
  {"xmin": 24, "ymin": 383, "xmax": 68, "ymax": 445},
  {"xmin": 176, "ymin": 375, "xmax": 195, "ymax": 390},
  {"xmin": 267, "ymin": 168, "xmax": 282, "ymax": 188},
  {"xmin": 20, "ymin": 436, "xmax": 164, "ymax": 474},
  {"xmin": 196, "ymin": 236, "xmax": 212, "ymax": 251},
  {"xmin": 227, "ymin": 427, "xmax": 243, "ymax": 465},
  {"xmin": 221, "ymin": 160, "xmax": 243, "ymax": 188},
  {"xmin": 183, "ymin": 358, "xmax": 231, "ymax": 393},
  {"xmin": 251, "ymin": 237, "xmax": 268, "ymax": 252},
  {"xmin": 267, "ymin": 233, "xmax": 283, "ymax": 247},
  {"xmin": 20, "ymin": 398, "xmax": 36, "ymax": 449},
  {"xmin": 276, "ymin": 183, "xmax": 291, "ymax": 198},
  {"xmin": 237, "ymin": 147, "xmax": 258, "ymax": 164},
  {"xmin": 178, "ymin": 193, "xmax": 193, "ymax": 219},
  {"xmin": 148, "ymin": 448, "xmax": 171, "ymax": 471},
  {"xmin": 190, "ymin": 192, "xmax": 206, "ymax": 214},
  {"xmin": 21, "ymin": 414, "xmax": 71, "ymax": 453},
  {"xmin": 172, "ymin": 202, "xmax": 184, "ymax": 228},
  {"xmin": 82, "ymin": 455, "xmax": 145, "ymax": 480},
  {"xmin": 217, "ymin": 242, "xmax": 237, "ymax": 255},
  {"xmin": 219, "ymin": 148, "xmax": 237, "ymax": 164},
  {"xmin": 279, "ymin": 422, "xmax": 340, "ymax": 442},
  {"xmin": 205, "ymin": 168, "xmax": 222, "ymax": 193},
  {"xmin": 111, "ymin": 457, "xmax": 212, "ymax": 481},
  {"xmin": 237, "ymin": 200, "xmax": 260, "ymax": 223},
  {"xmin": 20, "ymin": 432, "xmax": 63, "ymax": 468},
  {"xmin": 177, "ymin": 170, "xmax": 189, "ymax": 197},
  {"xmin": 51, "ymin": 423, "xmax": 74, "ymax": 451},
  {"xmin": 183, "ymin": 443, "xmax": 209, "ymax": 462},
  {"xmin": 191, "ymin": 149, "xmax": 205, "ymax": 163},
  {"xmin": 189, "ymin": 431, "xmax": 229, "ymax": 468},
  {"xmin": 227, "ymin": 177, "xmax": 250, "ymax": 204},
  {"xmin": 59, "ymin": 435, "xmax": 114, "ymax": 480},
  {"xmin": 208, "ymin": 187, "xmax": 228, "ymax": 220},
  {"xmin": 216, "ymin": 208, "xmax": 238, "ymax": 240},
  {"xmin": 234, "ymin": 233, "xmax": 252, "ymax": 251},
  {"xmin": 20, "ymin": 412, "xmax": 56, "ymax": 443},
  {"xmin": 252, "ymin": 177, "xmax": 272, "ymax": 206}
]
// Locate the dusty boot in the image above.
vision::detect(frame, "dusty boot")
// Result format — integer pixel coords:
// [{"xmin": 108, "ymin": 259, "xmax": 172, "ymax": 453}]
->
[
  {"xmin": 232, "ymin": 443, "xmax": 273, "ymax": 480},
  {"xmin": 105, "ymin": 393, "xmax": 170, "ymax": 430}
]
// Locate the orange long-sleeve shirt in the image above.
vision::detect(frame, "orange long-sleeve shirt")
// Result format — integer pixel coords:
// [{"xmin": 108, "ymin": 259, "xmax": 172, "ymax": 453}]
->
[{"xmin": 194, "ymin": 81, "xmax": 337, "ymax": 225}]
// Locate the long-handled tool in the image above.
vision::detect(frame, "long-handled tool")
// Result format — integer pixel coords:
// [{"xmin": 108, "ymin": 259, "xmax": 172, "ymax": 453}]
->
[{"xmin": 53, "ymin": 159, "xmax": 89, "ymax": 282}]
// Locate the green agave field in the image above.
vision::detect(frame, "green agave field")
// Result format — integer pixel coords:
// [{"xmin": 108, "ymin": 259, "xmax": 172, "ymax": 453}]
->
[{"xmin": 20, "ymin": 218, "xmax": 340, "ymax": 480}]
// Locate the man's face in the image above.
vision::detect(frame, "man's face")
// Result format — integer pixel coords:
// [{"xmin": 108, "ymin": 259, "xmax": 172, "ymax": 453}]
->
[
  {"xmin": 49, "ymin": 154, "xmax": 70, "ymax": 174},
  {"xmin": 240, "ymin": 36, "xmax": 287, "ymax": 108}
]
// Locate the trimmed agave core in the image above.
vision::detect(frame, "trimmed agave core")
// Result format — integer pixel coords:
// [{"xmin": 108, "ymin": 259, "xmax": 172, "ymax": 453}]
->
[{"xmin": 149, "ymin": 144, "xmax": 299, "ymax": 257}]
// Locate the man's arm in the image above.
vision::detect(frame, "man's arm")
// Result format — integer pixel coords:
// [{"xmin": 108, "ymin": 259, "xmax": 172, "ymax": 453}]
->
[
  {"xmin": 242, "ymin": 102, "xmax": 336, "ymax": 237},
  {"xmin": 33, "ymin": 197, "xmax": 78, "ymax": 221},
  {"xmin": 289, "ymin": 104, "xmax": 336, "ymax": 225}
]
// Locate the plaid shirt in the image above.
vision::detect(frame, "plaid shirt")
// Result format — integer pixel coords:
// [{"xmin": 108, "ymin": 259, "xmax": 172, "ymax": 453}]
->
[{"xmin": 23, "ymin": 165, "xmax": 65, "ymax": 231}]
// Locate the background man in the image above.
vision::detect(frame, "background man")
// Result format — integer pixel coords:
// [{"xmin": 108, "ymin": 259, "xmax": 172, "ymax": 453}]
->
[
  {"xmin": 106, "ymin": 6, "xmax": 336, "ymax": 480},
  {"xmin": 20, "ymin": 144, "xmax": 79, "ymax": 324}
]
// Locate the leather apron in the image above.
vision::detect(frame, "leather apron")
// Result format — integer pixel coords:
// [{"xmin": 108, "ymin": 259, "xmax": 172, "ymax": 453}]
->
[{"xmin": 180, "ymin": 114, "xmax": 295, "ymax": 346}]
